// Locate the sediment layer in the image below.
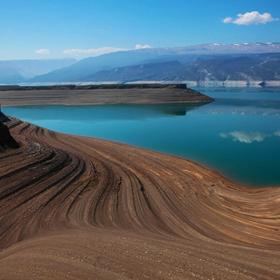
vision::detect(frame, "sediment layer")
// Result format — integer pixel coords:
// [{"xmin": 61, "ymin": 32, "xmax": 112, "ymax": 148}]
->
[
  {"xmin": 0, "ymin": 85, "xmax": 213, "ymax": 106},
  {"xmin": 0, "ymin": 120, "xmax": 280, "ymax": 279}
]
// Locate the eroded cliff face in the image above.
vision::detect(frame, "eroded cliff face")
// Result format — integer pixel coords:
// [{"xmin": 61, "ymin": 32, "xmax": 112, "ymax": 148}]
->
[{"xmin": 0, "ymin": 112, "xmax": 19, "ymax": 150}]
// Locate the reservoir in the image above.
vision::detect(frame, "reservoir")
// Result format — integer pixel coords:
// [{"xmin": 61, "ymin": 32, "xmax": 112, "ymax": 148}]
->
[{"xmin": 4, "ymin": 88, "xmax": 280, "ymax": 187}]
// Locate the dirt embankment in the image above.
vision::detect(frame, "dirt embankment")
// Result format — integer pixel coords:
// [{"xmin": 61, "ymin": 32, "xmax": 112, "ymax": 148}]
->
[
  {"xmin": 0, "ymin": 118, "xmax": 280, "ymax": 279},
  {"xmin": 0, "ymin": 84, "xmax": 213, "ymax": 106}
]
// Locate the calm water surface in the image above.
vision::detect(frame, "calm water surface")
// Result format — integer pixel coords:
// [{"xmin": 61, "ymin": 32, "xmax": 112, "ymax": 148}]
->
[{"xmin": 3, "ymin": 88, "xmax": 280, "ymax": 187}]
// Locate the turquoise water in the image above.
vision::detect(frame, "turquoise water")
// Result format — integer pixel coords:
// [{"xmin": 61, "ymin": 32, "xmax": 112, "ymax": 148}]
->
[{"xmin": 3, "ymin": 88, "xmax": 280, "ymax": 187}]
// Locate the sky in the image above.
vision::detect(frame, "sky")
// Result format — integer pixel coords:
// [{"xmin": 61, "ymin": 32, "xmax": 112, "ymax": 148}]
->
[{"xmin": 0, "ymin": 0, "xmax": 279, "ymax": 60}]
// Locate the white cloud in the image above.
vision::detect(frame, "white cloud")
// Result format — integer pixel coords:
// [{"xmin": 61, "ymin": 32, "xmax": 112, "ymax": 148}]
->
[
  {"xmin": 223, "ymin": 17, "xmax": 234, "ymax": 24},
  {"xmin": 63, "ymin": 44, "xmax": 152, "ymax": 57},
  {"xmin": 223, "ymin": 11, "xmax": 278, "ymax": 25},
  {"xmin": 220, "ymin": 131, "xmax": 268, "ymax": 144},
  {"xmin": 134, "ymin": 44, "xmax": 152, "ymax": 49},
  {"xmin": 63, "ymin": 47, "xmax": 126, "ymax": 57},
  {"xmin": 35, "ymin": 48, "xmax": 50, "ymax": 56}
]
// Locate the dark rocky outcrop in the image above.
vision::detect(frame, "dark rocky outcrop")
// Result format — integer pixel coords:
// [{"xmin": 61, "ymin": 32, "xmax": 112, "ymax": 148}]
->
[
  {"xmin": 0, "ymin": 110, "xmax": 9, "ymax": 122},
  {"xmin": 0, "ymin": 112, "xmax": 19, "ymax": 150}
]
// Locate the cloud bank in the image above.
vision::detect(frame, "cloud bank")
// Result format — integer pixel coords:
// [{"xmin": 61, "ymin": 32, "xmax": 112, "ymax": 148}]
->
[
  {"xmin": 35, "ymin": 49, "xmax": 51, "ymax": 56},
  {"xmin": 63, "ymin": 44, "xmax": 151, "ymax": 57},
  {"xmin": 63, "ymin": 47, "xmax": 125, "ymax": 56},
  {"xmin": 134, "ymin": 44, "xmax": 152, "ymax": 49},
  {"xmin": 223, "ymin": 11, "xmax": 278, "ymax": 25}
]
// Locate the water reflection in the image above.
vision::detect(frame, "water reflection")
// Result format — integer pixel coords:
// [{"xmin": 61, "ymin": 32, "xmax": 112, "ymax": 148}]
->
[
  {"xmin": 220, "ymin": 130, "xmax": 280, "ymax": 144},
  {"xmin": 220, "ymin": 131, "xmax": 268, "ymax": 144},
  {"xmin": 196, "ymin": 88, "xmax": 280, "ymax": 116},
  {"xmin": 3, "ymin": 89, "xmax": 280, "ymax": 187},
  {"xmin": 4, "ymin": 103, "xmax": 205, "ymax": 122}
]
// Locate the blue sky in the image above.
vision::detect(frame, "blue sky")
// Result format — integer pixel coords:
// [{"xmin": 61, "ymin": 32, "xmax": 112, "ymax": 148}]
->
[{"xmin": 0, "ymin": 0, "xmax": 279, "ymax": 59}]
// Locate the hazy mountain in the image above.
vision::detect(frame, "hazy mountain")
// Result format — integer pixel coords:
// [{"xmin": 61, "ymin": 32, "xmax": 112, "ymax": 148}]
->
[
  {"xmin": 30, "ymin": 43, "xmax": 280, "ymax": 83},
  {"xmin": 85, "ymin": 53, "xmax": 280, "ymax": 82},
  {"xmin": 0, "ymin": 65, "xmax": 25, "ymax": 84},
  {"xmin": 86, "ymin": 61, "xmax": 186, "ymax": 82},
  {"xmin": 0, "ymin": 59, "xmax": 76, "ymax": 84},
  {"xmin": 29, "ymin": 49, "xmax": 171, "ymax": 83}
]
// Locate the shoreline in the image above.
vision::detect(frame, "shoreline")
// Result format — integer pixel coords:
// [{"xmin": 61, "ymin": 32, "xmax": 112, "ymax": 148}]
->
[
  {"xmin": 9, "ymin": 81, "xmax": 280, "ymax": 89},
  {"xmin": 1, "ymin": 118, "xmax": 280, "ymax": 279},
  {"xmin": 0, "ymin": 100, "xmax": 212, "ymax": 107},
  {"xmin": 0, "ymin": 85, "xmax": 213, "ymax": 106},
  {"xmin": 2, "ymin": 103, "xmax": 278, "ymax": 188},
  {"xmin": 71, "ymin": 132, "xmax": 280, "ymax": 190},
  {"xmin": 5, "ymin": 116, "xmax": 278, "ymax": 188}
]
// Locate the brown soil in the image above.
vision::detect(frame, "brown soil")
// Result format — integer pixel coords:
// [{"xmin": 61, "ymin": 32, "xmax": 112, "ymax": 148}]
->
[
  {"xmin": 0, "ymin": 87, "xmax": 213, "ymax": 106},
  {"xmin": 0, "ymin": 119, "xmax": 280, "ymax": 279}
]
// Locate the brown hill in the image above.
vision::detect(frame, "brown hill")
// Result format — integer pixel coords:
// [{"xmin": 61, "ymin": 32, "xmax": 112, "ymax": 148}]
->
[{"xmin": 0, "ymin": 119, "xmax": 280, "ymax": 279}]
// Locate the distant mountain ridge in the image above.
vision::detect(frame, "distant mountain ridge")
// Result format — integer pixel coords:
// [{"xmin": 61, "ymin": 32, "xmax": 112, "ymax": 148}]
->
[
  {"xmin": 29, "ymin": 43, "xmax": 280, "ymax": 83},
  {"xmin": 1, "ymin": 43, "xmax": 280, "ymax": 84},
  {"xmin": 0, "ymin": 59, "xmax": 76, "ymax": 84},
  {"xmin": 85, "ymin": 53, "xmax": 280, "ymax": 83}
]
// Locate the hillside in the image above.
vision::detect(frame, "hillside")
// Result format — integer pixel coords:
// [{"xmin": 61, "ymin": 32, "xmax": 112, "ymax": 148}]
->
[
  {"xmin": 0, "ymin": 59, "xmax": 76, "ymax": 84},
  {"xmin": 84, "ymin": 53, "xmax": 280, "ymax": 82},
  {"xmin": 29, "ymin": 43, "xmax": 280, "ymax": 83},
  {"xmin": 1, "ymin": 118, "xmax": 280, "ymax": 279}
]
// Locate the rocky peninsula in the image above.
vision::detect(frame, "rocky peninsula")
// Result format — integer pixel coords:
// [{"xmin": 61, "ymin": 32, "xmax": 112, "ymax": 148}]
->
[{"xmin": 0, "ymin": 84, "xmax": 213, "ymax": 106}]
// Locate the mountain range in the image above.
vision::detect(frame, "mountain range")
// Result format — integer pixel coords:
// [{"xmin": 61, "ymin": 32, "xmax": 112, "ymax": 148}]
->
[
  {"xmin": 86, "ymin": 53, "xmax": 280, "ymax": 83},
  {"xmin": 0, "ymin": 59, "xmax": 76, "ymax": 84},
  {"xmin": 1, "ymin": 43, "xmax": 280, "ymax": 84}
]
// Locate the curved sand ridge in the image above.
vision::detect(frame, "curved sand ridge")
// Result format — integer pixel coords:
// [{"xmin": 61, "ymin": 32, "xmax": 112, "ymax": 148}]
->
[{"xmin": 1, "ymin": 119, "xmax": 280, "ymax": 279}]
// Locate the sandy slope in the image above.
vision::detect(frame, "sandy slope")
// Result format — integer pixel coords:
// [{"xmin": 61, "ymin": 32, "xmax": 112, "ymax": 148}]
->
[{"xmin": 0, "ymin": 119, "xmax": 280, "ymax": 279}]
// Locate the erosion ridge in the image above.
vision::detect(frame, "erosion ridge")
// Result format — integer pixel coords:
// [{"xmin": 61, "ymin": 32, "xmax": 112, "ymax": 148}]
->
[{"xmin": 0, "ymin": 119, "xmax": 280, "ymax": 279}]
